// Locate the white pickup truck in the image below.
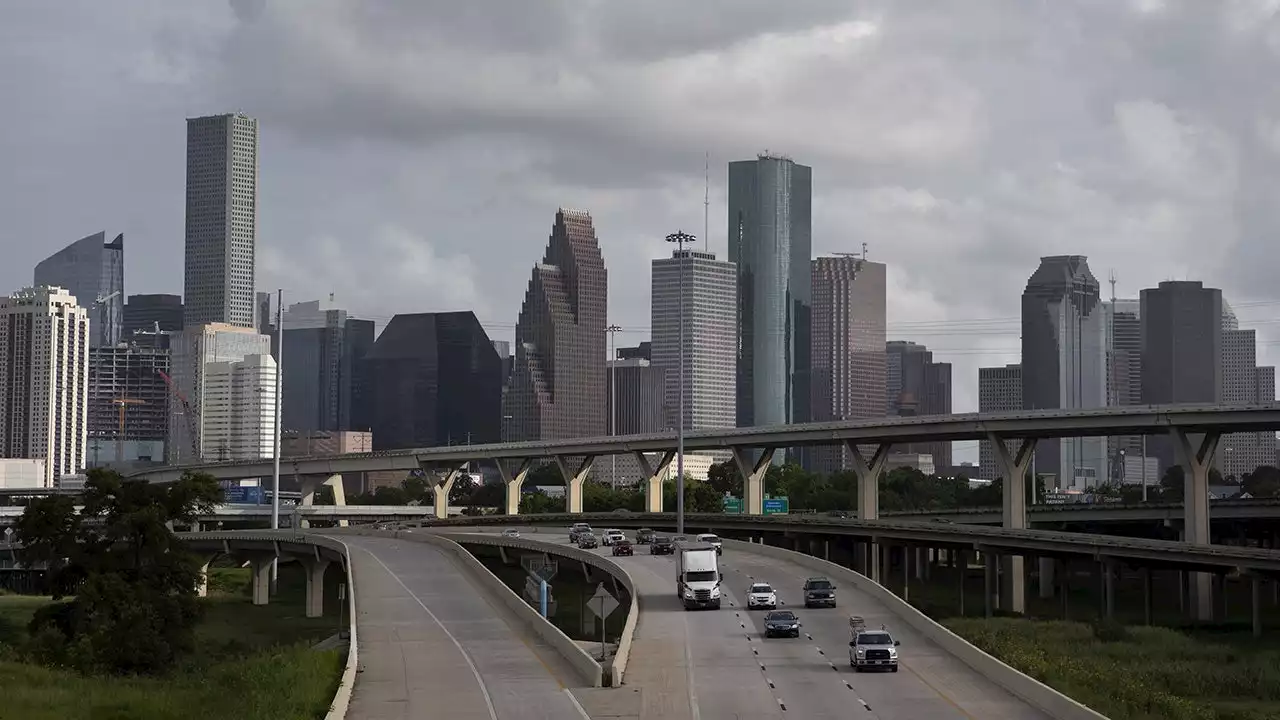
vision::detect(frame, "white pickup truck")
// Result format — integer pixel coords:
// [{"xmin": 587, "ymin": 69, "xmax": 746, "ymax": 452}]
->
[{"xmin": 675, "ymin": 542, "xmax": 722, "ymax": 610}]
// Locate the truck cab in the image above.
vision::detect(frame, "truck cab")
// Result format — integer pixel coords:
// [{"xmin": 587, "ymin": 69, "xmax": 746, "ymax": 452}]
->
[{"xmin": 675, "ymin": 541, "xmax": 722, "ymax": 610}]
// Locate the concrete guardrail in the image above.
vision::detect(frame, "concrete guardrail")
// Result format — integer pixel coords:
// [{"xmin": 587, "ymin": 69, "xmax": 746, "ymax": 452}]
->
[
  {"xmin": 724, "ymin": 538, "xmax": 1109, "ymax": 720},
  {"xmin": 322, "ymin": 537, "xmax": 359, "ymax": 720}
]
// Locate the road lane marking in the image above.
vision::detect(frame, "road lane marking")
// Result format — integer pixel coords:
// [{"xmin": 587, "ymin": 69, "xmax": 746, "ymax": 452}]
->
[{"xmin": 681, "ymin": 608, "xmax": 703, "ymax": 720}]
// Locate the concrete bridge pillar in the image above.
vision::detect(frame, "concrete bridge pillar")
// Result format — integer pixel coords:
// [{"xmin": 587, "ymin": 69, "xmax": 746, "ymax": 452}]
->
[
  {"xmin": 555, "ymin": 455, "xmax": 595, "ymax": 514},
  {"xmin": 843, "ymin": 441, "xmax": 891, "ymax": 521},
  {"xmin": 299, "ymin": 473, "xmax": 348, "ymax": 528},
  {"xmin": 988, "ymin": 434, "xmax": 1035, "ymax": 615},
  {"xmin": 496, "ymin": 458, "xmax": 533, "ymax": 515},
  {"xmin": 732, "ymin": 447, "xmax": 776, "ymax": 515},
  {"xmin": 1170, "ymin": 428, "xmax": 1220, "ymax": 622},
  {"xmin": 196, "ymin": 554, "xmax": 218, "ymax": 598},
  {"xmin": 1038, "ymin": 557, "xmax": 1055, "ymax": 599},
  {"xmin": 303, "ymin": 557, "xmax": 331, "ymax": 618},
  {"xmin": 425, "ymin": 464, "xmax": 468, "ymax": 519},
  {"xmin": 636, "ymin": 451, "xmax": 675, "ymax": 513},
  {"xmin": 249, "ymin": 555, "xmax": 274, "ymax": 606}
]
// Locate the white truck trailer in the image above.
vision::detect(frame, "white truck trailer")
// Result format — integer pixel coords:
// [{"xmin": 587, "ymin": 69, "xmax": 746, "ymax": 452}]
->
[{"xmin": 675, "ymin": 541, "xmax": 722, "ymax": 610}]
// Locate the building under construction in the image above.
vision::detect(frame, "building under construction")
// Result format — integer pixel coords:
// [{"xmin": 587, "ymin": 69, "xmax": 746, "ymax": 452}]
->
[{"xmin": 86, "ymin": 343, "xmax": 170, "ymax": 466}]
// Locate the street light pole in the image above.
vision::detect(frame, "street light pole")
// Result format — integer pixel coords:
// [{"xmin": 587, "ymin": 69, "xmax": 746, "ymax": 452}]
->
[
  {"xmin": 271, "ymin": 289, "xmax": 284, "ymax": 593},
  {"xmin": 666, "ymin": 231, "xmax": 696, "ymax": 536},
  {"xmin": 607, "ymin": 324, "xmax": 622, "ymax": 490}
]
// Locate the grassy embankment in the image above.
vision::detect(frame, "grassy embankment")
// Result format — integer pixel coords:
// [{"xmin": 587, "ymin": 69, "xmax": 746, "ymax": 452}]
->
[
  {"xmin": 881, "ymin": 557, "xmax": 1280, "ymax": 720},
  {"xmin": 0, "ymin": 562, "xmax": 346, "ymax": 720}
]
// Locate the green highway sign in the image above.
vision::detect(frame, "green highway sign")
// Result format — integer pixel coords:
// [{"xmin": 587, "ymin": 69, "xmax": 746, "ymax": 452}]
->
[
  {"xmin": 763, "ymin": 496, "xmax": 789, "ymax": 515},
  {"xmin": 722, "ymin": 496, "xmax": 743, "ymax": 514}
]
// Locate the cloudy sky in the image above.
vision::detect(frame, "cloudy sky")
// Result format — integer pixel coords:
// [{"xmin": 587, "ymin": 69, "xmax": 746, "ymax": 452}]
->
[{"xmin": 5, "ymin": 1, "xmax": 1280, "ymax": 460}]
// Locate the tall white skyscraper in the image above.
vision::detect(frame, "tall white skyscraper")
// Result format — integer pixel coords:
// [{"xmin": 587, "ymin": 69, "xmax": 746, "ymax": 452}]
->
[
  {"xmin": 651, "ymin": 249, "xmax": 737, "ymax": 434},
  {"xmin": 202, "ymin": 354, "xmax": 277, "ymax": 461},
  {"xmin": 0, "ymin": 287, "xmax": 90, "ymax": 486},
  {"xmin": 168, "ymin": 323, "xmax": 272, "ymax": 462},
  {"xmin": 184, "ymin": 113, "xmax": 259, "ymax": 329},
  {"xmin": 1219, "ymin": 302, "xmax": 1275, "ymax": 479}
]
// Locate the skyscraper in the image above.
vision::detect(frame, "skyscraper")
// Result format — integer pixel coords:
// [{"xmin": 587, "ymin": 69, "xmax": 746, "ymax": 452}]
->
[
  {"xmin": 1104, "ymin": 299, "xmax": 1143, "ymax": 481},
  {"xmin": 33, "ymin": 232, "xmax": 124, "ymax": 347},
  {"xmin": 168, "ymin": 323, "xmax": 272, "ymax": 462},
  {"xmin": 810, "ymin": 256, "xmax": 886, "ymax": 473},
  {"xmin": 728, "ymin": 154, "xmax": 812, "ymax": 435},
  {"xmin": 606, "ymin": 359, "xmax": 667, "ymax": 435},
  {"xmin": 0, "ymin": 287, "xmax": 90, "ymax": 486},
  {"xmin": 1022, "ymin": 256, "xmax": 1107, "ymax": 490},
  {"xmin": 278, "ymin": 300, "xmax": 375, "ymax": 434},
  {"xmin": 978, "ymin": 364, "xmax": 1022, "ymax": 481},
  {"xmin": 1140, "ymin": 281, "xmax": 1223, "ymax": 473},
  {"xmin": 1219, "ymin": 303, "xmax": 1274, "ymax": 479},
  {"xmin": 184, "ymin": 113, "xmax": 258, "ymax": 329},
  {"xmin": 86, "ymin": 343, "xmax": 170, "ymax": 466},
  {"xmin": 651, "ymin": 249, "xmax": 736, "ymax": 433},
  {"xmin": 202, "ymin": 354, "xmax": 277, "ymax": 461},
  {"xmin": 505, "ymin": 209, "xmax": 608, "ymax": 441},
  {"xmin": 886, "ymin": 341, "xmax": 953, "ymax": 469}
]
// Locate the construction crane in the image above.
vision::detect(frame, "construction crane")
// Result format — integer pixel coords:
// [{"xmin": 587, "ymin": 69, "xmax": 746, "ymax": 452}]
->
[
  {"xmin": 112, "ymin": 398, "xmax": 146, "ymax": 463},
  {"xmin": 155, "ymin": 369, "xmax": 199, "ymax": 460}
]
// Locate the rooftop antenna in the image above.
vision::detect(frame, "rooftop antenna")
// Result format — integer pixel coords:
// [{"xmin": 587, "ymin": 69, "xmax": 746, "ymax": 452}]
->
[
  {"xmin": 1108, "ymin": 270, "xmax": 1116, "ymax": 304},
  {"xmin": 703, "ymin": 151, "xmax": 710, "ymax": 253}
]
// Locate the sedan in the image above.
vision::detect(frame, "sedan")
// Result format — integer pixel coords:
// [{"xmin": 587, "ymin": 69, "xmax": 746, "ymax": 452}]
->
[
  {"xmin": 746, "ymin": 582, "xmax": 778, "ymax": 610},
  {"xmin": 763, "ymin": 610, "xmax": 801, "ymax": 638},
  {"xmin": 578, "ymin": 534, "xmax": 599, "ymax": 549},
  {"xmin": 612, "ymin": 540, "xmax": 634, "ymax": 557},
  {"xmin": 501, "ymin": 528, "xmax": 521, "ymax": 539}
]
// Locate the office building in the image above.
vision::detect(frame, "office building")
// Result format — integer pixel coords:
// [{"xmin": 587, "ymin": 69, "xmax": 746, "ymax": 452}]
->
[
  {"xmin": 607, "ymin": 359, "xmax": 667, "ymax": 435},
  {"xmin": 201, "ymin": 353, "xmax": 277, "ymax": 461},
  {"xmin": 651, "ymin": 250, "xmax": 736, "ymax": 433},
  {"xmin": 168, "ymin": 323, "xmax": 272, "ymax": 462},
  {"xmin": 978, "ymin": 364, "xmax": 1022, "ymax": 481},
  {"xmin": 278, "ymin": 300, "xmax": 375, "ymax": 433},
  {"xmin": 123, "ymin": 294, "xmax": 183, "ymax": 344},
  {"xmin": 810, "ymin": 256, "xmax": 887, "ymax": 473},
  {"xmin": 184, "ymin": 113, "xmax": 258, "ymax": 328},
  {"xmin": 0, "ymin": 287, "xmax": 90, "ymax": 486},
  {"xmin": 1022, "ymin": 256, "xmax": 1107, "ymax": 490},
  {"xmin": 886, "ymin": 340, "xmax": 953, "ymax": 469},
  {"xmin": 360, "ymin": 312, "xmax": 502, "ymax": 450},
  {"xmin": 1104, "ymin": 299, "xmax": 1144, "ymax": 481},
  {"xmin": 1219, "ymin": 304, "xmax": 1275, "ymax": 479},
  {"xmin": 617, "ymin": 342, "xmax": 651, "ymax": 361},
  {"xmin": 1140, "ymin": 281, "xmax": 1223, "ymax": 472},
  {"xmin": 33, "ymin": 232, "xmax": 124, "ymax": 347},
  {"xmin": 86, "ymin": 343, "xmax": 170, "ymax": 466},
  {"xmin": 505, "ymin": 209, "xmax": 608, "ymax": 441},
  {"xmin": 728, "ymin": 154, "xmax": 812, "ymax": 436}
]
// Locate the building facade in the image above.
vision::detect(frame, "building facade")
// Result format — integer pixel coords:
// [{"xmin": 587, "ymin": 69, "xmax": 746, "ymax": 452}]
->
[
  {"xmin": 978, "ymin": 364, "xmax": 1023, "ymax": 481},
  {"xmin": 886, "ymin": 340, "xmax": 953, "ymax": 469},
  {"xmin": 1219, "ymin": 304, "xmax": 1275, "ymax": 479},
  {"xmin": 123, "ymin": 293, "xmax": 183, "ymax": 343},
  {"xmin": 359, "ymin": 312, "xmax": 503, "ymax": 450},
  {"xmin": 201, "ymin": 354, "xmax": 277, "ymax": 461},
  {"xmin": 810, "ymin": 256, "xmax": 887, "ymax": 473},
  {"xmin": 168, "ymin": 323, "xmax": 272, "ymax": 462},
  {"xmin": 279, "ymin": 300, "xmax": 375, "ymax": 434},
  {"xmin": 1103, "ymin": 299, "xmax": 1144, "ymax": 480},
  {"xmin": 728, "ymin": 155, "xmax": 812, "ymax": 435},
  {"xmin": 0, "ymin": 287, "xmax": 90, "ymax": 486},
  {"xmin": 1022, "ymin": 256, "xmax": 1107, "ymax": 490},
  {"xmin": 33, "ymin": 232, "xmax": 124, "ymax": 347},
  {"xmin": 606, "ymin": 359, "xmax": 667, "ymax": 435},
  {"xmin": 86, "ymin": 343, "xmax": 170, "ymax": 466},
  {"xmin": 650, "ymin": 250, "xmax": 736, "ymax": 433},
  {"xmin": 505, "ymin": 209, "xmax": 608, "ymax": 441},
  {"xmin": 184, "ymin": 113, "xmax": 258, "ymax": 328}
]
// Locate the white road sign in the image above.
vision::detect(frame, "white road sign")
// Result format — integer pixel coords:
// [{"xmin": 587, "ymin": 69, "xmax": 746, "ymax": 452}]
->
[{"xmin": 584, "ymin": 583, "xmax": 619, "ymax": 620}]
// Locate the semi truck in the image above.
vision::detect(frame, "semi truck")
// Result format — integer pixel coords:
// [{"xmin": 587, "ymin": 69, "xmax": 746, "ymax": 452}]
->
[{"xmin": 675, "ymin": 542, "xmax": 722, "ymax": 610}]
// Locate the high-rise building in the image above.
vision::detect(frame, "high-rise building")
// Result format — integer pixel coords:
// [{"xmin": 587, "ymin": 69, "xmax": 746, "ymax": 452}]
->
[
  {"xmin": 168, "ymin": 323, "xmax": 272, "ymax": 462},
  {"xmin": 0, "ymin": 287, "xmax": 90, "ymax": 486},
  {"xmin": 886, "ymin": 340, "xmax": 953, "ymax": 469},
  {"xmin": 278, "ymin": 300, "xmax": 375, "ymax": 434},
  {"xmin": 607, "ymin": 359, "xmax": 667, "ymax": 435},
  {"xmin": 505, "ymin": 209, "xmax": 608, "ymax": 441},
  {"xmin": 202, "ymin": 354, "xmax": 277, "ymax": 461},
  {"xmin": 359, "ymin": 312, "xmax": 502, "ymax": 450},
  {"xmin": 184, "ymin": 113, "xmax": 258, "ymax": 329},
  {"xmin": 617, "ymin": 342, "xmax": 651, "ymax": 361},
  {"xmin": 86, "ymin": 343, "xmax": 170, "ymax": 466},
  {"xmin": 810, "ymin": 256, "xmax": 887, "ymax": 473},
  {"xmin": 123, "ymin": 294, "xmax": 183, "ymax": 344},
  {"xmin": 728, "ymin": 154, "xmax": 812, "ymax": 436},
  {"xmin": 33, "ymin": 232, "xmax": 124, "ymax": 347},
  {"xmin": 1219, "ymin": 304, "xmax": 1274, "ymax": 479},
  {"xmin": 1022, "ymin": 256, "xmax": 1107, "ymax": 490},
  {"xmin": 1103, "ymin": 299, "xmax": 1143, "ymax": 481},
  {"xmin": 1140, "ymin": 281, "xmax": 1223, "ymax": 472},
  {"xmin": 651, "ymin": 249, "xmax": 736, "ymax": 433},
  {"xmin": 978, "ymin": 364, "xmax": 1023, "ymax": 481}
]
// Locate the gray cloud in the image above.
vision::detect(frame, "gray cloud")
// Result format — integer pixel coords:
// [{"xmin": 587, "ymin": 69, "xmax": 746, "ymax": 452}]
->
[{"xmin": 4, "ymin": 0, "xmax": 1280, "ymax": 461}]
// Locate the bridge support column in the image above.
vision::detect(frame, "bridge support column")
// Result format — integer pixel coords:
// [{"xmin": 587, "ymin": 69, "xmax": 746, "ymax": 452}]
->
[
  {"xmin": 1038, "ymin": 557, "xmax": 1055, "ymax": 599},
  {"xmin": 556, "ymin": 455, "xmax": 595, "ymax": 514},
  {"xmin": 299, "ymin": 474, "xmax": 348, "ymax": 528},
  {"xmin": 428, "ymin": 465, "xmax": 468, "ymax": 519},
  {"xmin": 636, "ymin": 451, "xmax": 675, "ymax": 513},
  {"xmin": 844, "ymin": 441, "xmax": 890, "ymax": 520},
  {"xmin": 249, "ymin": 555, "xmax": 274, "ymax": 606},
  {"xmin": 303, "ymin": 557, "xmax": 331, "ymax": 618},
  {"xmin": 196, "ymin": 554, "xmax": 218, "ymax": 598},
  {"xmin": 988, "ymin": 435, "xmax": 1034, "ymax": 615},
  {"xmin": 732, "ymin": 447, "xmax": 775, "ymax": 515},
  {"xmin": 1170, "ymin": 428, "xmax": 1220, "ymax": 622},
  {"xmin": 496, "ymin": 458, "xmax": 533, "ymax": 515}
]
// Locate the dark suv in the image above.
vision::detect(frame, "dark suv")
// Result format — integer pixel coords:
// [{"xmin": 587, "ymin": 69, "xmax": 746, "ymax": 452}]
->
[
  {"xmin": 802, "ymin": 577, "xmax": 837, "ymax": 608},
  {"xmin": 649, "ymin": 535, "xmax": 675, "ymax": 555},
  {"xmin": 635, "ymin": 528, "xmax": 656, "ymax": 544}
]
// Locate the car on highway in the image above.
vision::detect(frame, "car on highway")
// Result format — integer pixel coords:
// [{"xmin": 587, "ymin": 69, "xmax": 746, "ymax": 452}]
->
[
  {"xmin": 501, "ymin": 528, "xmax": 521, "ymax": 538},
  {"xmin": 746, "ymin": 582, "xmax": 777, "ymax": 610},
  {"xmin": 849, "ymin": 629, "xmax": 900, "ymax": 672},
  {"xmin": 569, "ymin": 523, "xmax": 592, "ymax": 542},
  {"xmin": 672, "ymin": 535, "xmax": 689, "ymax": 544},
  {"xmin": 612, "ymin": 540, "xmax": 634, "ymax": 556},
  {"xmin": 649, "ymin": 535, "xmax": 675, "ymax": 555},
  {"xmin": 635, "ymin": 528, "xmax": 656, "ymax": 544},
  {"xmin": 763, "ymin": 610, "xmax": 801, "ymax": 638},
  {"xmin": 578, "ymin": 533, "xmax": 599, "ymax": 549},
  {"xmin": 802, "ymin": 576, "xmax": 838, "ymax": 608},
  {"xmin": 602, "ymin": 529, "xmax": 626, "ymax": 546},
  {"xmin": 696, "ymin": 533, "xmax": 723, "ymax": 555}
]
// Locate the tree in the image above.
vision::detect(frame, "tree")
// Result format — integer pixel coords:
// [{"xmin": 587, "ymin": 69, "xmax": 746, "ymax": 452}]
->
[
  {"xmin": 705, "ymin": 460, "xmax": 739, "ymax": 497},
  {"xmin": 16, "ymin": 468, "xmax": 222, "ymax": 675},
  {"xmin": 1242, "ymin": 465, "xmax": 1280, "ymax": 498}
]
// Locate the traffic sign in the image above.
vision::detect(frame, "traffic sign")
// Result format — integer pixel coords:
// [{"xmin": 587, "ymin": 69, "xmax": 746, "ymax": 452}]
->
[
  {"xmin": 522, "ymin": 556, "xmax": 559, "ymax": 582},
  {"xmin": 584, "ymin": 583, "xmax": 619, "ymax": 620},
  {"xmin": 763, "ymin": 496, "xmax": 789, "ymax": 515},
  {"xmin": 722, "ymin": 496, "xmax": 743, "ymax": 514}
]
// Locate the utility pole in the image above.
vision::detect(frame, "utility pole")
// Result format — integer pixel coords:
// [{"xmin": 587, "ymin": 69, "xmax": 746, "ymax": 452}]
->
[
  {"xmin": 665, "ymin": 231, "xmax": 696, "ymax": 535},
  {"xmin": 606, "ymin": 324, "xmax": 623, "ymax": 490},
  {"xmin": 271, "ymin": 289, "xmax": 284, "ymax": 594}
]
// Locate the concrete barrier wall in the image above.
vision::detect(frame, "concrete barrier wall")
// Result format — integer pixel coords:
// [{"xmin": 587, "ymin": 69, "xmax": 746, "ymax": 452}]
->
[
  {"xmin": 323, "ymin": 538, "xmax": 359, "ymax": 720},
  {"xmin": 724, "ymin": 539, "xmax": 1109, "ymax": 720}
]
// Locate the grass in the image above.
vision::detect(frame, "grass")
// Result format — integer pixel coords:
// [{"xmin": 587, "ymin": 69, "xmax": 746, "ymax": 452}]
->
[
  {"xmin": 946, "ymin": 617, "xmax": 1280, "ymax": 720},
  {"xmin": 0, "ymin": 562, "xmax": 346, "ymax": 720}
]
